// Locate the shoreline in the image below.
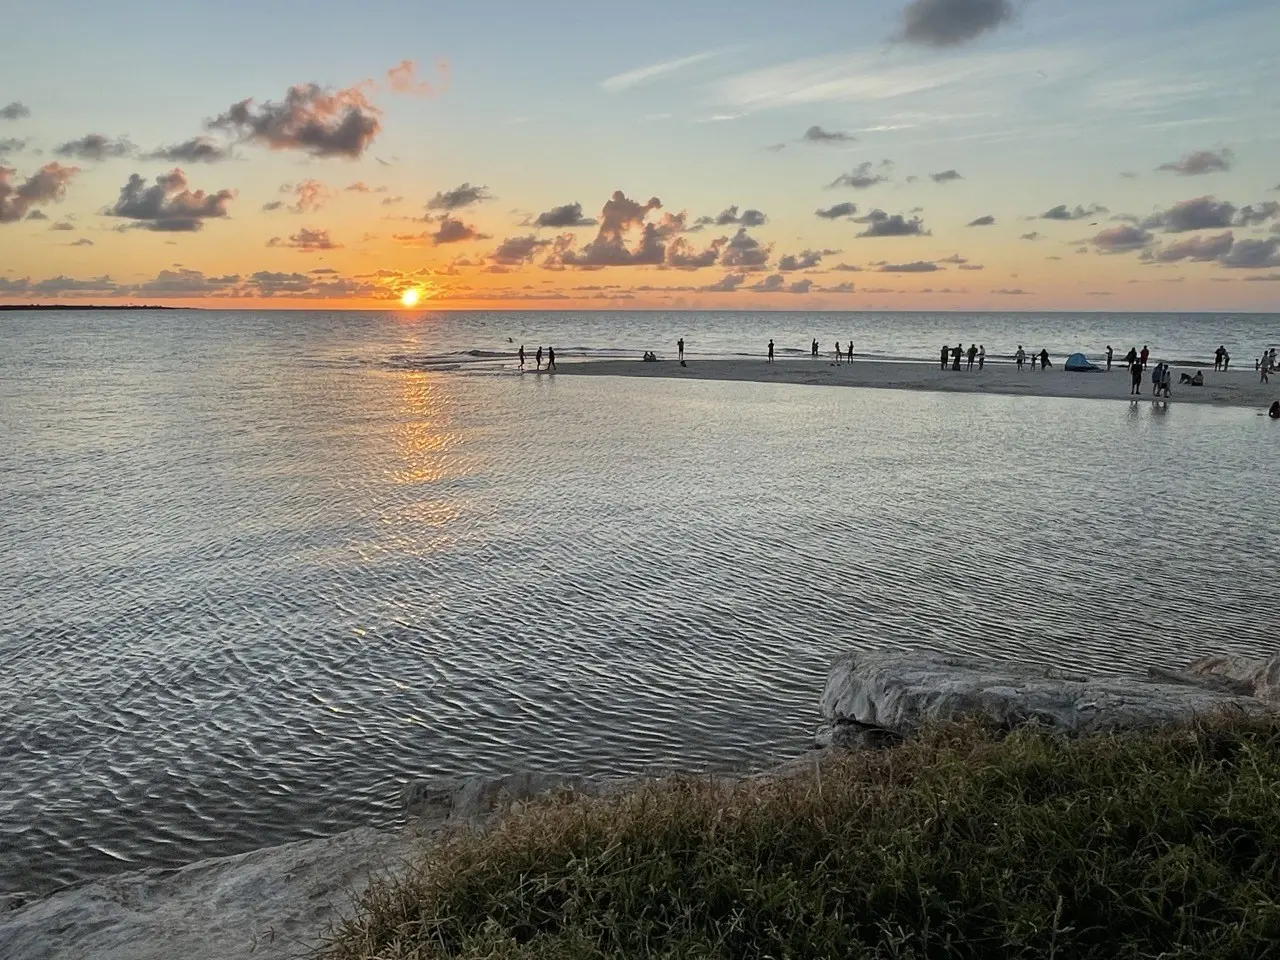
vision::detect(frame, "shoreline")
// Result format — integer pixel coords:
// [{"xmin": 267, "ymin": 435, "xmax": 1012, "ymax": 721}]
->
[{"xmin": 556, "ymin": 357, "xmax": 1278, "ymax": 409}]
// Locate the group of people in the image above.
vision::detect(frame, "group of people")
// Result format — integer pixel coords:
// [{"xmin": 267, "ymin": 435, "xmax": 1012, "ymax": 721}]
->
[
  {"xmin": 516, "ymin": 344, "xmax": 556, "ymax": 371},
  {"xmin": 809, "ymin": 338, "xmax": 856, "ymax": 363},
  {"xmin": 1013, "ymin": 346, "xmax": 1051, "ymax": 371},
  {"xmin": 940, "ymin": 343, "xmax": 989, "ymax": 371}
]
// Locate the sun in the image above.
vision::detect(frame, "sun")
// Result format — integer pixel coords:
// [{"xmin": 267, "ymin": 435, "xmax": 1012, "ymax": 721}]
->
[{"xmin": 400, "ymin": 288, "xmax": 421, "ymax": 307}]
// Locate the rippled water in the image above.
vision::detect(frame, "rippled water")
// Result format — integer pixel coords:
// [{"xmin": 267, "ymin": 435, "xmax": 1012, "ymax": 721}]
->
[{"xmin": 2, "ymin": 309, "xmax": 1277, "ymax": 901}]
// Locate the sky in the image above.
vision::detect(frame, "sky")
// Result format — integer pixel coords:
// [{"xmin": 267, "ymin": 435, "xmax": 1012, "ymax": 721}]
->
[{"xmin": 2, "ymin": 0, "xmax": 1279, "ymax": 311}]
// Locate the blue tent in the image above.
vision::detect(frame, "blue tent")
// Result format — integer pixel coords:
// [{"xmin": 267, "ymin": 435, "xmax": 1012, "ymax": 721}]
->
[{"xmin": 1064, "ymin": 352, "xmax": 1100, "ymax": 372}]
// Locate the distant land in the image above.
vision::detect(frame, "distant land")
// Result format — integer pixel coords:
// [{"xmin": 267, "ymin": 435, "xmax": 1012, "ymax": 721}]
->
[{"xmin": 0, "ymin": 304, "xmax": 191, "ymax": 312}]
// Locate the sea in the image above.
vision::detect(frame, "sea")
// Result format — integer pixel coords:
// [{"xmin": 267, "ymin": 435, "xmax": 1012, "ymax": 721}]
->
[{"xmin": 2, "ymin": 308, "xmax": 1278, "ymax": 903}]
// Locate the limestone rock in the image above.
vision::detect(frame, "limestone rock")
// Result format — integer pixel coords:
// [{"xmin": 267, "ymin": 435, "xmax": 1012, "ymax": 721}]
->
[
  {"xmin": 818, "ymin": 650, "xmax": 1268, "ymax": 744},
  {"xmin": 1182, "ymin": 654, "xmax": 1280, "ymax": 706}
]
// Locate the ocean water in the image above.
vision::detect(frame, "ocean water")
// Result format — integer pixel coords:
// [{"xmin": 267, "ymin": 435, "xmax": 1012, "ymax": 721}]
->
[{"xmin": 2, "ymin": 308, "xmax": 1278, "ymax": 902}]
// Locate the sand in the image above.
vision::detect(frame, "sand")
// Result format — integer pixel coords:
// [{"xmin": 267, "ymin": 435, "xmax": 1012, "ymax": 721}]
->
[{"xmin": 557, "ymin": 358, "xmax": 1279, "ymax": 410}]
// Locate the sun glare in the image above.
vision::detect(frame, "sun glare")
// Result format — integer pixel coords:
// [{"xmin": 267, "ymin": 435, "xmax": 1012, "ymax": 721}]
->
[{"xmin": 400, "ymin": 288, "xmax": 421, "ymax": 308}]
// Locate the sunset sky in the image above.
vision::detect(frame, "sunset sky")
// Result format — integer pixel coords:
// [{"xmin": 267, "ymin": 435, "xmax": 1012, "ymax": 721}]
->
[{"xmin": 2, "ymin": 0, "xmax": 1279, "ymax": 310}]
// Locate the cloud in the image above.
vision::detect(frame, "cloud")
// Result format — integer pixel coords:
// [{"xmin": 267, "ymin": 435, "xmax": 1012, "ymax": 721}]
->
[
  {"xmin": 824, "ymin": 281, "xmax": 856, "ymax": 293},
  {"xmin": 533, "ymin": 202, "xmax": 597, "ymax": 228},
  {"xmin": 936, "ymin": 254, "xmax": 967, "ymax": 263},
  {"xmin": 720, "ymin": 227, "xmax": 772, "ymax": 270},
  {"xmin": 1141, "ymin": 196, "xmax": 1235, "ymax": 233},
  {"xmin": 829, "ymin": 161, "xmax": 888, "ymax": 189},
  {"xmin": 958, "ymin": 263, "xmax": 985, "ymax": 270},
  {"xmin": 855, "ymin": 209, "xmax": 928, "ymax": 237},
  {"xmin": 777, "ymin": 248, "xmax": 837, "ymax": 271},
  {"xmin": 0, "ymin": 137, "xmax": 27, "ymax": 156},
  {"xmin": 816, "ymin": 201, "xmax": 859, "ymax": 220},
  {"xmin": 694, "ymin": 205, "xmax": 768, "ymax": 228},
  {"xmin": 427, "ymin": 182, "xmax": 492, "ymax": 211},
  {"xmin": 69, "ymin": 237, "xmax": 93, "ymax": 246},
  {"xmin": 802, "ymin": 125, "xmax": 855, "ymax": 143},
  {"xmin": 1243, "ymin": 273, "xmax": 1280, "ymax": 282},
  {"xmin": 1090, "ymin": 224, "xmax": 1154, "ymax": 253},
  {"xmin": 386, "ymin": 59, "xmax": 449, "ymax": 96},
  {"xmin": 898, "ymin": 0, "xmax": 1015, "ymax": 47},
  {"xmin": 430, "ymin": 215, "xmax": 489, "ymax": 244},
  {"xmin": 832, "ymin": 263, "xmax": 862, "ymax": 271},
  {"xmin": 1151, "ymin": 232, "xmax": 1234, "ymax": 263},
  {"xmin": 879, "ymin": 261, "xmax": 939, "ymax": 272},
  {"xmin": 284, "ymin": 178, "xmax": 330, "ymax": 213},
  {"xmin": 1020, "ymin": 231, "xmax": 1041, "ymax": 240},
  {"xmin": 765, "ymin": 143, "xmax": 786, "ymax": 152},
  {"xmin": 1235, "ymin": 202, "xmax": 1279, "ymax": 227},
  {"xmin": 967, "ymin": 214, "xmax": 995, "ymax": 227},
  {"xmin": 930, "ymin": 169, "xmax": 963, "ymax": 183},
  {"xmin": 51, "ymin": 220, "xmax": 74, "ymax": 231},
  {"xmin": 0, "ymin": 162, "xmax": 79, "ymax": 223},
  {"xmin": 1155, "ymin": 148, "xmax": 1234, "ymax": 176},
  {"xmin": 750, "ymin": 274, "xmax": 785, "ymax": 292},
  {"xmin": 143, "ymin": 137, "xmax": 232, "ymax": 163},
  {"xmin": 699, "ymin": 272, "xmax": 745, "ymax": 292},
  {"xmin": 546, "ymin": 190, "xmax": 664, "ymax": 268},
  {"xmin": 0, "ymin": 102, "xmax": 30, "ymax": 121},
  {"xmin": 208, "ymin": 82, "xmax": 381, "ymax": 158},
  {"xmin": 136, "ymin": 268, "xmax": 242, "ymax": 295},
  {"xmin": 1219, "ymin": 238, "xmax": 1280, "ymax": 270},
  {"xmin": 24, "ymin": 209, "xmax": 47, "ymax": 220},
  {"xmin": 54, "ymin": 134, "xmax": 135, "ymax": 161},
  {"xmin": 992, "ymin": 287, "xmax": 1030, "ymax": 295},
  {"xmin": 601, "ymin": 50, "xmax": 720, "ymax": 92},
  {"xmin": 267, "ymin": 227, "xmax": 340, "ymax": 251},
  {"xmin": 1040, "ymin": 203, "xmax": 1107, "ymax": 221},
  {"xmin": 108, "ymin": 169, "xmax": 235, "ymax": 231},
  {"xmin": 665, "ymin": 235, "xmax": 726, "ymax": 269},
  {"xmin": 490, "ymin": 235, "xmax": 551, "ymax": 265},
  {"xmin": 380, "ymin": 195, "xmax": 404, "ymax": 206}
]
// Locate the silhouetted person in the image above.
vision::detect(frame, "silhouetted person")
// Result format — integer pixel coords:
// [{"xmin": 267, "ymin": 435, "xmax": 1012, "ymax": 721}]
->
[
  {"xmin": 834, "ymin": 341, "xmax": 842, "ymax": 364},
  {"xmin": 941, "ymin": 344, "xmax": 950, "ymax": 370},
  {"xmin": 811, "ymin": 338, "xmax": 818, "ymax": 358},
  {"xmin": 951, "ymin": 342, "xmax": 962, "ymax": 371},
  {"xmin": 848, "ymin": 340, "xmax": 854, "ymax": 362},
  {"xmin": 1269, "ymin": 401, "xmax": 1280, "ymax": 420},
  {"xmin": 966, "ymin": 344, "xmax": 977, "ymax": 371},
  {"xmin": 1015, "ymin": 345, "xmax": 1025, "ymax": 371},
  {"xmin": 768, "ymin": 339, "xmax": 775, "ymax": 363},
  {"xmin": 1124, "ymin": 347, "xmax": 1138, "ymax": 369},
  {"xmin": 547, "ymin": 346, "xmax": 556, "ymax": 370},
  {"xmin": 1130, "ymin": 362, "xmax": 1143, "ymax": 395},
  {"xmin": 535, "ymin": 346, "xmax": 543, "ymax": 370},
  {"xmin": 978, "ymin": 344, "xmax": 986, "ymax": 370},
  {"xmin": 518, "ymin": 344, "xmax": 525, "ymax": 369},
  {"xmin": 1214, "ymin": 345, "xmax": 1224, "ymax": 371},
  {"xmin": 1140, "ymin": 345, "xmax": 1150, "ymax": 370},
  {"xmin": 1039, "ymin": 349, "xmax": 1050, "ymax": 370},
  {"xmin": 677, "ymin": 338, "xmax": 684, "ymax": 361},
  {"xmin": 1223, "ymin": 349, "xmax": 1231, "ymax": 371},
  {"xmin": 1106, "ymin": 345, "xmax": 1113, "ymax": 371}
]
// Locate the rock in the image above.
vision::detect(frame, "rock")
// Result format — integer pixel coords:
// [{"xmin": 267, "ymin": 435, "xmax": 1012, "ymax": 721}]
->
[
  {"xmin": 0, "ymin": 827, "xmax": 421, "ymax": 960},
  {"xmin": 818, "ymin": 650, "xmax": 1269, "ymax": 744},
  {"xmin": 1182, "ymin": 654, "xmax": 1280, "ymax": 706},
  {"xmin": 403, "ymin": 772, "xmax": 625, "ymax": 830}
]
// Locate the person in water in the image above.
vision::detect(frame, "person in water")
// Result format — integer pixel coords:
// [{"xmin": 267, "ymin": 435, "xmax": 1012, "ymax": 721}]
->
[
  {"xmin": 1214, "ymin": 346, "xmax": 1225, "ymax": 371},
  {"xmin": 518, "ymin": 344, "xmax": 525, "ymax": 369},
  {"xmin": 1015, "ymin": 345, "xmax": 1025, "ymax": 372},
  {"xmin": 547, "ymin": 346, "xmax": 556, "ymax": 370},
  {"xmin": 768, "ymin": 339, "xmax": 775, "ymax": 363}
]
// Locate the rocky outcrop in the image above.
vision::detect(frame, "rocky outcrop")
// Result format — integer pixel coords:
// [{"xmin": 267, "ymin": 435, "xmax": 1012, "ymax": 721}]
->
[{"xmin": 818, "ymin": 650, "xmax": 1272, "ymax": 745}]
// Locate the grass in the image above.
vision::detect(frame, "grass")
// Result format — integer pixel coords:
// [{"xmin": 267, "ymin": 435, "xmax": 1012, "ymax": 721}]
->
[{"xmin": 323, "ymin": 717, "xmax": 1280, "ymax": 959}]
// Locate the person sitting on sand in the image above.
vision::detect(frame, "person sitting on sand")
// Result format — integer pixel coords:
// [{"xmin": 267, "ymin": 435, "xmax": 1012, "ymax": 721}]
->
[
  {"xmin": 642, "ymin": 351, "xmax": 656, "ymax": 362},
  {"xmin": 1178, "ymin": 370, "xmax": 1204, "ymax": 386},
  {"xmin": 1270, "ymin": 401, "xmax": 1280, "ymax": 420},
  {"xmin": 1039, "ymin": 349, "xmax": 1051, "ymax": 370}
]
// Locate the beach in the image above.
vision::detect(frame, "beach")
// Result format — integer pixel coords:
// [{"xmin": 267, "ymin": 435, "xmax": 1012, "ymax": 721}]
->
[{"xmin": 559, "ymin": 358, "xmax": 1278, "ymax": 409}]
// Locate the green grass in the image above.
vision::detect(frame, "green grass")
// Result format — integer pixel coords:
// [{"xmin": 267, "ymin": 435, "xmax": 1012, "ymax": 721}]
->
[{"xmin": 324, "ymin": 717, "xmax": 1280, "ymax": 959}]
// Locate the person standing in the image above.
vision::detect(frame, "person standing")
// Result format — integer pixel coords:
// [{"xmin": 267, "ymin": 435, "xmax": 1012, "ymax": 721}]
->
[
  {"xmin": 1040, "ymin": 348, "xmax": 1050, "ymax": 370},
  {"xmin": 966, "ymin": 344, "xmax": 977, "ymax": 371},
  {"xmin": 535, "ymin": 346, "xmax": 543, "ymax": 370},
  {"xmin": 811, "ymin": 338, "xmax": 818, "ymax": 358},
  {"xmin": 848, "ymin": 340, "xmax": 854, "ymax": 362},
  {"xmin": 941, "ymin": 344, "xmax": 950, "ymax": 370},
  {"xmin": 1130, "ymin": 361, "xmax": 1143, "ymax": 395},
  {"xmin": 952, "ymin": 343, "xmax": 962, "ymax": 371},
  {"xmin": 1124, "ymin": 346, "xmax": 1138, "ymax": 370},
  {"xmin": 677, "ymin": 338, "xmax": 685, "ymax": 361},
  {"xmin": 1214, "ymin": 345, "xmax": 1224, "ymax": 371},
  {"xmin": 547, "ymin": 346, "xmax": 556, "ymax": 370},
  {"xmin": 834, "ymin": 341, "xmax": 842, "ymax": 364},
  {"xmin": 1140, "ymin": 345, "xmax": 1150, "ymax": 370},
  {"xmin": 978, "ymin": 345, "xmax": 986, "ymax": 370},
  {"xmin": 1263, "ymin": 355, "xmax": 1271, "ymax": 384},
  {"xmin": 1016, "ymin": 345, "xmax": 1025, "ymax": 371},
  {"xmin": 518, "ymin": 344, "xmax": 525, "ymax": 369},
  {"xmin": 1223, "ymin": 349, "xmax": 1231, "ymax": 371},
  {"xmin": 768, "ymin": 339, "xmax": 775, "ymax": 363},
  {"xmin": 1106, "ymin": 345, "xmax": 1113, "ymax": 371}
]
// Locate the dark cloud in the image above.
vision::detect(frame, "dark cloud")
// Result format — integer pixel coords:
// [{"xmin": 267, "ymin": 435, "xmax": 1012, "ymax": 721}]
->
[
  {"xmin": 1141, "ymin": 196, "xmax": 1236, "ymax": 233},
  {"xmin": 430, "ymin": 215, "xmax": 489, "ymax": 245},
  {"xmin": 936, "ymin": 254, "xmax": 967, "ymax": 264},
  {"xmin": 665, "ymin": 235, "xmax": 726, "ymax": 270},
  {"xmin": 829, "ymin": 162, "xmax": 888, "ymax": 190},
  {"xmin": 1040, "ymin": 203, "xmax": 1107, "ymax": 221},
  {"xmin": 899, "ymin": 0, "xmax": 1015, "ymax": 47},
  {"xmin": 787, "ymin": 278, "xmax": 814, "ymax": 294},
  {"xmin": 992, "ymin": 288, "xmax": 1031, "ymax": 295},
  {"xmin": 54, "ymin": 134, "xmax": 135, "ymax": 161},
  {"xmin": 534, "ymin": 202, "xmax": 597, "ymax": 228},
  {"xmin": 1156, "ymin": 148, "xmax": 1234, "ymax": 176},
  {"xmin": 144, "ymin": 137, "xmax": 232, "ymax": 163},
  {"xmin": 1219, "ymin": 238, "xmax": 1280, "ymax": 269},
  {"xmin": 879, "ymin": 261, "xmax": 939, "ymax": 272},
  {"xmin": 777, "ymin": 248, "xmax": 837, "ymax": 271},
  {"xmin": 720, "ymin": 228, "xmax": 772, "ymax": 270},
  {"xmin": 854, "ymin": 209, "xmax": 929, "ymax": 237},
  {"xmin": 0, "ymin": 137, "xmax": 26, "ymax": 156},
  {"xmin": 803, "ymin": 126, "xmax": 855, "ymax": 143},
  {"xmin": 930, "ymin": 169, "xmax": 963, "ymax": 183},
  {"xmin": 1150, "ymin": 231, "xmax": 1234, "ymax": 263},
  {"xmin": 824, "ymin": 281, "xmax": 855, "ymax": 293},
  {"xmin": 242, "ymin": 270, "xmax": 376, "ymax": 298},
  {"xmin": 208, "ymin": 82, "xmax": 381, "ymax": 158},
  {"xmin": 380, "ymin": 195, "xmax": 404, "ymax": 206},
  {"xmin": 108, "ymin": 169, "xmax": 235, "ymax": 231},
  {"xmin": 694, "ymin": 204, "xmax": 768, "ymax": 228},
  {"xmin": 546, "ymin": 190, "xmax": 664, "ymax": 268},
  {"xmin": 1235, "ymin": 202, "xmax": 1279, "ymax": 227},
  {"xmin": 50, "ymin": 220, "xmax": 75, "ymax": 231},
  {"xmin": 262, "ymin": 200, "xmax": 284, "ymax": 212},
  {"xmin": 0, "ymin": 162, "xmax": 79, "ymax": 223},
  {"xmin": 135, "ymin": 268, "xmax": 242, "ymax": 295},
  {"xmin": 1020, "ymin": 231, "xmax": 1041, "ymax": 240},
  {"xmin": 699, "ymin": 273, "xmax": 745, "ymax": 293},
  {"xmin": 311, "ymin": 267, "xmax": 339, "ymax": 275},
  {"xmin": 427, "ymin": 183, "xmax": 492, "ymax": 211},
  {"xmin": 69, "ymin": 237, "xmax": 93, "ymax": 246},
  {"xmin": 967, "ymin": 214, "xmax": 995, "ymax": 227},
  {"xmin": 25, "ymin": 209, "xmax": 47, "ymax": 220},
  {"xmin": 0, "ymin": 102, "xmax": 30, "ymax": 121},
  {"xmin": 832, "ymin": 263, "xmax": 862, "ymax": 272},
  {"xmin": 267, "ymin": 227, "xmax": 340, "ymax": 251},
  {"xmin": 815, "ymin": 201, "xmax": 858, "ymax": 220},
  {"xmin": 490, "ymin": 235, "xmax": 551, "ymax": 265},
  {"xmin": 1090, "ymin": 224, "xmax": 1154, "ymax": 253},
  {"xmin": 750, "ymin": 274, "xmax": 785, "ymax": 292}
]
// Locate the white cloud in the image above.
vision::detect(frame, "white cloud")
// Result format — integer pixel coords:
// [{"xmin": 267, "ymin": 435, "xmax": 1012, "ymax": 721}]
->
[{"xmin": 601, "ymin": 50, "xmax": 722, "ymax": 93}]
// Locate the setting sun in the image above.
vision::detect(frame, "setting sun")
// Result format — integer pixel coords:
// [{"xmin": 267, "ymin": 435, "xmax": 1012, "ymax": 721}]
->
[{"xmin": 400, "ymin": 288, "xmax": 421, "ymax": 308}]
